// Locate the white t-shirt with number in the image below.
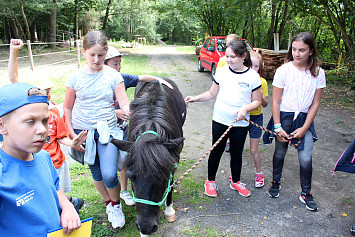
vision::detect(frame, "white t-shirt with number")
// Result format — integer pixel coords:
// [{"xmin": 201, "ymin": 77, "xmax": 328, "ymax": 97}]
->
[
  {"xmin": 213, "ymin": 66, "xmax": 261, "ymax": 127},
  {"xmin": 273, "ymin": 61, "xmax": 326, "ymax": 119}
]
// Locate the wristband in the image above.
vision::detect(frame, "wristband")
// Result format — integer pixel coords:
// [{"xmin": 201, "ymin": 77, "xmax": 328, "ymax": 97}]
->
[
  {"xmin": 274, "ymin": 127, "xmax": 283, "ymax": 133},
  {"xmin": 274, "ymin": 123, "xmax": 281, "ymax": 129}
]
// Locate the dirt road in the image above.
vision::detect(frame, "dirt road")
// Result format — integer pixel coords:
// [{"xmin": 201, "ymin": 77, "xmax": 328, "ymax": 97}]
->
[{"xmin": 131, "ymin": 45, "xmax": 355, "ymax": 236}]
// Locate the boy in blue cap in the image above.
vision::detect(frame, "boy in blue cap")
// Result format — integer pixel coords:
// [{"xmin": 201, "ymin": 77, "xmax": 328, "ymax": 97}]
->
[{"xmin": 0, "ymin": 83, "xmax": 81, "ymax": 236}]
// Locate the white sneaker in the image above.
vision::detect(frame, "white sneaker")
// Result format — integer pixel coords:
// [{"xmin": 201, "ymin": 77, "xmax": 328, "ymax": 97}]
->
[
  {"xmin": 110, "ymin": 204, "xmax": 125, "ymax": 229},
  {"xmin": 106, "ymin": 203, "xmax": 112, "ymax": 223},
  {"xmin": 121, "ymin": 191, "xmax": 135, "ymax": 206}
]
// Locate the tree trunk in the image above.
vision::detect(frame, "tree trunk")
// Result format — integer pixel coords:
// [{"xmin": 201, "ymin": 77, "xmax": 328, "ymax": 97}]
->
[
  {"xmin": 278, "ymin": 0, "xmax": 288, "ymax": 38},
  {"xmin": 102, "ymin": 0, "xmax": 113, "ymax": 33},
  {"xmin": 250, "ymin": 14, "xmax": 255, "ymax": 47},
  {"xmin": 74, "ymin": 0, "xmax": 79, "ymax": 40},
  {"xmin": 267, "ymin": 0, "xmax": 277, "ymax": 49},
  {"xmin": 19, "ymin": 0, "xmax": 31, "ymax": 40},
  {"xmin": 49, "ymin": 0, "xmax": 57, "ymax": 48}
]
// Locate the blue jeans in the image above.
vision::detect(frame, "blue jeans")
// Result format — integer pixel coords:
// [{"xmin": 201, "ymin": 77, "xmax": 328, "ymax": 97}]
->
[
  {"xmin": 272, "ymin": 116, "xmax": 314, "ymax": 194},
  {"xmin": 74, "ymin": 129, "xmax": 119, "ymax": 189}
]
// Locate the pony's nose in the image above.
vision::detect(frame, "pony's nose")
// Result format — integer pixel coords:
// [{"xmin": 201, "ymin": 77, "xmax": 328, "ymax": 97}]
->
[{"xmin": 136, "ymin": 222, "xmax": 158, "ymax": 235}]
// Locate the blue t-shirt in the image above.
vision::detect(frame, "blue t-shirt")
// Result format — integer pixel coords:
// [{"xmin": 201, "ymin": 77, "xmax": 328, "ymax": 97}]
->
[
  {"xmin": 121, "ymin": 73, "xmax": 139, "ymax": 90},
  {"xmin": 0, "ymin": 149, "xmax": 61, "ymax": 236},
  {"xmin": 114, "ymin": 73, "xmax": 139, "ymax": 110}
]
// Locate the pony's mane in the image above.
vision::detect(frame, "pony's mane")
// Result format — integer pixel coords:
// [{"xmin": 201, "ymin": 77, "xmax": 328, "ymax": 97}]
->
[{"xmin": 127, "ymin": 81, "xmax": 182, "ymax": 181}]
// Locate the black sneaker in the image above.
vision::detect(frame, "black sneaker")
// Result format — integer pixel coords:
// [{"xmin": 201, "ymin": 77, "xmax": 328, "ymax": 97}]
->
[
  {"xmin": 350, "ymin": 223, "xmax": 355, "ymax": 236},
  {"xmin": 72, "ymin": 197, "xmax": 84, "ymax": 213},
  {"xmin": 268, "ymin": 181, "xmax": 280, "ymax": 198},
  {"xmin": 299, "ymin": 193, "xmax": 318, "ymax": 211}
]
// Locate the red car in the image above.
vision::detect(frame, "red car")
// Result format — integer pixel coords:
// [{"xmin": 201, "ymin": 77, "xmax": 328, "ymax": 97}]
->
[{"xmin": 198, "ymin": 36, "xmax": 254, "ymax": 79}]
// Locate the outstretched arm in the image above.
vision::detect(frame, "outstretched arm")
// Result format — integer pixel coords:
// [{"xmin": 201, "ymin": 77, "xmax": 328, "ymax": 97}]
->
[
  {"xmin": 138, "ymin": 75, "xmax": 173, "ymax": 89},
  {"xmin": 8, "ymin": 39, "xmax": 24, "ymax": 84},
  {"xmin": 58, "ymin": 130, "xmax": 87, "ymax": 152},
  {"xmin": 185, "ymin": 81, "xmax": 219, "ymax": 107}
]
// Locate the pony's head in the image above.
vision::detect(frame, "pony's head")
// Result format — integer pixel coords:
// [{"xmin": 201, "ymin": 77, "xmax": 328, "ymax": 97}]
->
[{"xmin": 111, "ymin": 136, "xmax": 184, "ymax": 234}]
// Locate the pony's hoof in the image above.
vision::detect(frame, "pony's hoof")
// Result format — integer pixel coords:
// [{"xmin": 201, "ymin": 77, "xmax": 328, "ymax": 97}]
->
[
  {"xmin": 165, "ymin": 213, "xmax": 176, "ymax": 222},
  {"xmin": 140, "ymin": 234, "xmax": 150, "ymax": 237}
]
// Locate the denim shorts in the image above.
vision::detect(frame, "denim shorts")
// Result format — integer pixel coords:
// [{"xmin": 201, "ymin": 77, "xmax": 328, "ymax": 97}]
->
[{"xmin": 248, "ymin": 114, "xmax": 263, "ymax": 139}]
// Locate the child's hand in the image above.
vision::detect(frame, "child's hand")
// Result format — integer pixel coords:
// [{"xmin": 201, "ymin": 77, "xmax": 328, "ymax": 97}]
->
[
  {"xmin": 234, "ymin": 107, "xmax": 247, "ymax": 121},
  {"xmin": 10, "ymin": 39, "xmax": 24, "ymax": 51},
  {"xmin": 184, "ymin": 96, "xmax": 195, "ymax": 107},
  {"xmin": 72, "ymin": 130, "xmax": 87, "ymax": 152},
  {"xmin": 276, "ymin": 129, "xmax": 291, "ymax": 143},
  {"xmin": 60, "ymin": 204, "xmax": 81, "ymax": 235},
  {"xmin": 157, "ymin": 78, "xmax": 173, "ymax": 89},
  {"xmin": 290, "ymin": 127, "xmax": 307, "ymax": 139},
  {"xmin": 115, "ymin": 109, "xmax": 129, "ymax": 121}
]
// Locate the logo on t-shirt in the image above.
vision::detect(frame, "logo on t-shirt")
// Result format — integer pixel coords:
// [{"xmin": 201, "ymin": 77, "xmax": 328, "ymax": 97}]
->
[
  {"xmin": 238, "ymin": 82, "xmax": 249, "ymax": 88},
  {"xmin": 16, "ymin": 190, "xmax": 34, "ymax": 206}
]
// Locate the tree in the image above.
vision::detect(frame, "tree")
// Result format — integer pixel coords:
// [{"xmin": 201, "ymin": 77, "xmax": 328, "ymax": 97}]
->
[
  {"xmin": 49, "ymin": 0, "xmax": 57, "ymax": 47},
  {"xmin": 102, "ymin": 0, "xmax": 113, "ymax": 33},
  {"xmin": 19, "ymin": 0, "xmax": 31, "ymax": 40}
]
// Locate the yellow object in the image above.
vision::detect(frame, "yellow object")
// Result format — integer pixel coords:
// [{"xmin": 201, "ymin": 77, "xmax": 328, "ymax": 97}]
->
[
  {"xmin": 250, "ymin": 77, "xmax": 268, "ymax": 116},
  {"xmin": 47, "ymin": 218, "xmax": 93, "ymax": 237}
]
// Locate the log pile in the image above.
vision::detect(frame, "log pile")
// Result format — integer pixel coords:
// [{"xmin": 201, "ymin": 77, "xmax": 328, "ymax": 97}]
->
[{"xmin": 255, "ymin": 48, "xmax": 287, "ymax": 80}]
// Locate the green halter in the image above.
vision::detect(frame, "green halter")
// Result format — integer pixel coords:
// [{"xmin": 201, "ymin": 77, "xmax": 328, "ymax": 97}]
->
[
  {"xmin": 136, "ymin": 130, "xmax": 161, "ymax": 141},
  {"xmin": 131, "ymin": 163, "xmax": 178, "ymax": 207}
]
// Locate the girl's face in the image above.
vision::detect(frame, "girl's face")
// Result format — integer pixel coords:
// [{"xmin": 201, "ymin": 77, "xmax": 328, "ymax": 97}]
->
[
  {"xmin": 82, "ymin": 44, "xmax": 108, "ymax": 73},
  {"xmin": 106, "ymin": 56, "xmax": 122, "ymax": 72},
  {"xmin": 292, "ymin": 40, "xmax": 313, "ymax": 67},
  {"xmin": 226, "ymin": 47, "xmax": 246, "ymax": 71},
  {"xmin": 251, "ymin": 56, "xmax": 260, "ymax": 73}
]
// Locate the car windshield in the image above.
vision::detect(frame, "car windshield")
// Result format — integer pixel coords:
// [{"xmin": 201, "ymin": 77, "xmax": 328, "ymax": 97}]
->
[{"xmin": 217, "ymin": 38, "xmax": 226, "ymax": 52}]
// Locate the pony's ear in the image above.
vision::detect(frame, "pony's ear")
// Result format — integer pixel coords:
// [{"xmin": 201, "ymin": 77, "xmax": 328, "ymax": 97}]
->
[
  {"xmin": 163, "ymin": 137, "xmax": 185, "ymax": 150},
  {"xmin": 111, "ymin": 139, "xmax": 134, "ymax": 151}
]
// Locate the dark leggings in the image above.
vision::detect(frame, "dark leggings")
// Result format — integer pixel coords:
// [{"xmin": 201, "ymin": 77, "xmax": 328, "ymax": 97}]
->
[
  {"xmin": 272, "ymin": 116, "xmax": 314, "ymax": 194},
  {"xmin": 208, "ymin": 121, "xmax": 248, "ymax": 183}
]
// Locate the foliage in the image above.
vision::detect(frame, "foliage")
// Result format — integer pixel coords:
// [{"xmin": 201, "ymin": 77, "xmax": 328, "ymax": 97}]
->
[{"xmin": 0, "ymin": 0, "xmax": 353, "ymax": 84}]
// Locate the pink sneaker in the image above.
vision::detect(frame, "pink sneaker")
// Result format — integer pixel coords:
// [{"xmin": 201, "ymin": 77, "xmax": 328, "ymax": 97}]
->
[
  {"xmin": 230, "ymin": 181, "xmax": 251, "ymax": 197},
  {"xmin": 204, "ymin": 180, "xmax": 217, "ymax": 197},
  {"xmin": 255, "ymin": 174, "xmax": 265, "ymax": 188}
]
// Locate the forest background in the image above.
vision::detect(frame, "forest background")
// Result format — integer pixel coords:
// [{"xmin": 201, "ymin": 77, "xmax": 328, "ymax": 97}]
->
[{"xmin": 0, "ymin": 0, "xmax": 354, "ymax": 88}]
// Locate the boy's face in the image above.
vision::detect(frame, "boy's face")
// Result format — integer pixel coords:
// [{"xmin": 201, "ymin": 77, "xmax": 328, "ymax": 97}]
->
[
  {"xmin": 0, "ymin": 103, "xmax": 49, "ymax": 160},
  {"xmin": 106, "ymin": 56, "xmax": 122, "ymax": 72}
]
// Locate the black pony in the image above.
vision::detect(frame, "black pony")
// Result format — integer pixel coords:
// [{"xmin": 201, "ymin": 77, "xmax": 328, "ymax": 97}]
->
[{"xmin": 111, "ymin": 78, "xmax": 186, "ymax": 235}]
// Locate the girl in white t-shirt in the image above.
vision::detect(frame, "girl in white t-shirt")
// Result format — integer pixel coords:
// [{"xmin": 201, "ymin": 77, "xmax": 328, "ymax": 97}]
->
[
  {"xmin": 185, "ymin": 40, "xmax": 262, "ymax": 198},
  {"xmin": 266, "ymin": 32, "xmax": 326, "ymax": 212},
  {"xmin": 63, "ymin": 31, "xmax": 130, "ymax": 228}
]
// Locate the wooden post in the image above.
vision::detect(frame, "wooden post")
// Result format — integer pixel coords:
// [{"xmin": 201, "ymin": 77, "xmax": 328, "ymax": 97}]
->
[
  {"xmin": 288, "ymin": 32, "xmax": 292, "ymax": 50},
  {"xmin": 26, "ymin": 40, "xmax": 35, "ymax": 71},
  {"xmin": 76, "ymin": 39, "xmax": 81, "ymax": 68},
  {"xmin": 273, "ymin": 33, "xmax": 279, "ymax": 52}
]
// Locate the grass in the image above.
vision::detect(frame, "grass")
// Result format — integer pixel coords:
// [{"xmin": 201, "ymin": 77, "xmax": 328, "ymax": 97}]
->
[{"xmin": 176, "ymin": 46, "xmax": 195, "ymax": 52}]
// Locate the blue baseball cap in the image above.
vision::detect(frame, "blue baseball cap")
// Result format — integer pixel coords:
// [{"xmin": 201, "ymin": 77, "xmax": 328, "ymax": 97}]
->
[{"xmin": 0, "ymin": 82, "xmax": 49, "ymax": 117}]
